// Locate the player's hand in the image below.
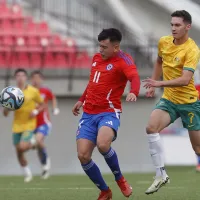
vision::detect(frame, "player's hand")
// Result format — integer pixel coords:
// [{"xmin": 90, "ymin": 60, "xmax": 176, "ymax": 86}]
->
[
  {"xmin": 30, "ymin": 109, "xmax": 39, "ymax": 118},
  {"xmin": 72, "ymin": 101, "xmax": 83, "ymax": 116},
  {"xmin": 142, "ymin": 78, "xmax": 162, "ymax": 88},
  {"xmin": 53, "ymin": 108, "xmax": 60, "ymax": 115},
  {"xmin": 126, "ymin": 93, "xmax": 137, "ymax": 102},
  {"xmin": 146, "ymin": 87, "xmax": 155, "ymax": 97}
]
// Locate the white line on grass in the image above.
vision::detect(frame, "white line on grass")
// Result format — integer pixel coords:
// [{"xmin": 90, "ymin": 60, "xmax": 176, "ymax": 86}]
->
[{"xmin": 0, "ymin": 187, "xmax": 95, "ymax": 190}]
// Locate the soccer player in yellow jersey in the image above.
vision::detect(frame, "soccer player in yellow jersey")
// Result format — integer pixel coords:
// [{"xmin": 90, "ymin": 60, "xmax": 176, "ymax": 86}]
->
[
  {"xmin": 143, "ymin": 10, "xmax": 200, "ymax": 194},
  {"xmin": 3, "ymin": 68, "xmax": 45, "ymax": 182}
]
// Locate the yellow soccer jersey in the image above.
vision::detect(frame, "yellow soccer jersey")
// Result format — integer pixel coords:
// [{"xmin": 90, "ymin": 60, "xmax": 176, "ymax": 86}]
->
[
  {"xmin": 12, "ymin": 85, "xmax": 43, "ymax": 133},
  {"xmin": 158, "ymin": 35, "xmax": 200, "ymax": 104}
]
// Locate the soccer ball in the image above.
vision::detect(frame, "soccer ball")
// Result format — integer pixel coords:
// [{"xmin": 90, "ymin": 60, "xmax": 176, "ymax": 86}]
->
[{"xmin": 0, "ymin": 86, "xmax": 25, "ymax": 110}]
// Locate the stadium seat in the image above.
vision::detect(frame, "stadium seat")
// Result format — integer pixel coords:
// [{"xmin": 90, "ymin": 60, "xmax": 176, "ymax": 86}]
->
[
  {"xmin": 0, "ymin": 3, "xmax": 10, "ymax": 19},
  {"xmin": 12, "ymin": 20, "xmax": 24, "ymax": 36},
  {"xmin": 25, "ymin": 21, "xmax": 37, "ymax": 36},
  {"xmin": 54, "ymin": 53, "xmax": 68, "ymax": 68},
  {"xmin": 43, "ymin": 52, "xmax": 55, "ymax": 68},
  {"xmin": 29, "ymin": 52, "xmax": 42, "ymax": 68},
  {"xmin": 36, "ymin": 21, "xmax": 50, "ymax": 37},
  {"xmin": 0, "ymin": 19, "xmax": 12, "ymax": 35},
  {"xmin": 0, "ymin": 53, "xmax": 6, "ymax": 67},
  {"xmin": 17, "ymin": 52, "xmax": 29, "ymax": 67},
  {"xmin": 10, "ymin": 4, "xmax": 22, "ymax": 19},
  {"xmin": 2, "ymin": 35, "xmax": 14, "ymax": 46},
  {"xmin": 0, "ymin": 2, "xmax": 91, "ymax": 70}
]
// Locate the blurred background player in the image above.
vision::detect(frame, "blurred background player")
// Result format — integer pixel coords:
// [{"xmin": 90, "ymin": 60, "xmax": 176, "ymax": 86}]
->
[
  {"xmin": 143, "ymin": 10, "xmax": 200, "ymax": 194},
  {"xmin": 3, "ymin": 68, "xmax": 45, "ymax": 182},
  {"xmin": 31, "ymin": 70, "xmax": 60, "ymax": 179},
  {"xmin": 72, "ymin": 28, "xmax": 140, "ymax": 200}
]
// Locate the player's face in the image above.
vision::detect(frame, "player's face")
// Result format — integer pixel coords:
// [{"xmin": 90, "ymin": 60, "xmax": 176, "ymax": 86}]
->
[
  {"xmin": 31, "ymin": 74, "xmax": 43, "ymax": 87},
  {"xmin": 171, "ymin": 17, "xmax": 191, "ymax": 39},
  {"xmin": 15, "ymin": 72, "xmax": 27, "ymax": 85},
  {"xmin": 99, "ymin": 39, "xmax": 119, "ymax": 60}
]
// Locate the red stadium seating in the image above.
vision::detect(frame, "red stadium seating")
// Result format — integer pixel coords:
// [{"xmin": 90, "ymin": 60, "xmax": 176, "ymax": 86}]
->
[{"xmin": 0, "ymin": 2, "xmax": 92, "ymax": 69}]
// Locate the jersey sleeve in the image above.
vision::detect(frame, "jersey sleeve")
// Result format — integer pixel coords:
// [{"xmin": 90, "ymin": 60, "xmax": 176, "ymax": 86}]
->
[
  {"xmin": 158, "ymin": 37, "xmax": 163, "ymax": 58},
  {"xmin": 183, "ymin": 48, "xmax": 200, "ymax": 73},
  {"xmin": 120, "ymin": 58, "xmax": 139, "ymax": 80},
  {"xmin": 46, "ymin": 88, "xmax": 54, "ymax": 100},
  {"xmin": 34, "ymin": 89, "xmax": 43, "ymax": 104},
  {"xmin": 120, "ymin": 58, "xmax": 140, "ymax": 96}
]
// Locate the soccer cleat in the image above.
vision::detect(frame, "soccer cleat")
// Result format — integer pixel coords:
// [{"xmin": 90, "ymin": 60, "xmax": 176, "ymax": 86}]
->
[
  {"xmin": 196, "ymin": 164, "xmax": 200, "ymax": 172},
  {"xmin": 24, "ymin": 175, "xmax": 33, "ymax": 183},
  {"xmin": 97, "ymin": 188, "xmax": 112, "ymax": 200},
  {"xmin": 41, "ymin": 170, "xmax": 50, "ymax": 180},
  {"xmin": 41, "ymin": 158, "xmax": 51, "ymax": 179},
  {"xmin": 145, "ymin": 176, "xmax": 170, "ymax": 195},
  {"xmin": 116, "ymin": 176, "xmax": 132, "ymax": 197}
]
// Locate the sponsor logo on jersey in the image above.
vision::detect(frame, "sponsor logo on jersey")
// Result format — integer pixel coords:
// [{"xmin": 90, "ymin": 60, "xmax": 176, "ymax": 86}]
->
[{"xmin": 92, "ymin": 62, "xmax": 96, "ymax": 67}]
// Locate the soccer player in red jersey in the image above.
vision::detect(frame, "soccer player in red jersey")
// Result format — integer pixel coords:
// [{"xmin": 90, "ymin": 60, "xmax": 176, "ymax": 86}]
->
[
  {"xmin": 72, "ymin": 28, "xmax": 140, "ymax": 200},
  {"xmin": 31, "ymin": 70, "xmax": 60, "ymax": 179}
]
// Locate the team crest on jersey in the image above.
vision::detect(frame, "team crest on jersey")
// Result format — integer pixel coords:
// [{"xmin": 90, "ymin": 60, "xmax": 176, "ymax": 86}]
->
[
  {"xmin": 174, "ymin": 57, "xmax": 180, "ymax": 63},
  {"xmin": 106, "ymin": 64, "xmax": 113, "ymax": 70}
]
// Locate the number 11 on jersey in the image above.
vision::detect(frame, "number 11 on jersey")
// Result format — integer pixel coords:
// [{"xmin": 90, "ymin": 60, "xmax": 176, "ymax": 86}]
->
[{"xmin": 93, "ymin": 71, "xmax": 101, "ymax": 83}]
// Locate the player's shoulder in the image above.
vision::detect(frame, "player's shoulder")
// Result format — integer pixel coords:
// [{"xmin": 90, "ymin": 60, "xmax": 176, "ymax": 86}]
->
[
  {"xmin": 40, "ymin": 87, "xmax": 52, "ymax": 93},
  {"xmin": 187, "ymin": 38, "xmax": 199, "ymax": 51},
  {"xmin": 116, "ymin": 51, "xmax": 134, "ymax": 66},
  {"xmin": 27, "ymin": 85, "xmax": 39, "ymax": 93},
  {"xmin": 92, "ymin": 53, "xmax": 102, "ymax": 61},
  {"xmin": 159, "ymin": 35, "xmax": 173, "ymax": 44}
]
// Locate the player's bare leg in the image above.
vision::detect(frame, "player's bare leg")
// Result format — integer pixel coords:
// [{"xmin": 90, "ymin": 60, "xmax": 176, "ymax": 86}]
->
[
  {"xmin": 77, "ymin": 139, "xmax": 112, "ymax": 200},
  {"xmin": 16, "ymin": 145, "xmax": 32, "ymax": 183},
  {"xmin": 97, "ymin": 126, "xmax": 132, "ymax": 198},
  {"xmin": 188, "ymin": 130, "xmax": 200, "ymax": 172},
  {"xmin": 145, "ymin": 109, "xmax": 171, "ymax": 195},
  {"xmin": 36, "ymin": 133, "xmax": 50, "ymax": 179}
]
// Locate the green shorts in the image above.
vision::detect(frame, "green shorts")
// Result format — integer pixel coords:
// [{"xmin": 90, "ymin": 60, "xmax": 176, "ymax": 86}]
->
[
  {"xmin": 155, "ymin": 98, "xmax": 200, "ymax": 131},
  {"xmin": 13, "ymin": 131, "xmax": 34, "ymax": 146}
]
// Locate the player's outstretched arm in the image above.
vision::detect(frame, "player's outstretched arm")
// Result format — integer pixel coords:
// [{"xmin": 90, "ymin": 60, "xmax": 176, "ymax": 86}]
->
[
  {"xmin": 143, "ymin": 70, "xmax": 194, "ymax": 88},
  {"xmin": 52, "ymin": 96, "xmax": 60, "ymax": 115},
  {"xmin": 151, "ymin": 56, "xmax": 163, "ymax": 81},
  {"xmin": 72, "ymin": 85, "xmax": 87, "ymax": 116},
  {"xmin": 145, "ymin": 56, "xmax": 162, "ymax": 97}
]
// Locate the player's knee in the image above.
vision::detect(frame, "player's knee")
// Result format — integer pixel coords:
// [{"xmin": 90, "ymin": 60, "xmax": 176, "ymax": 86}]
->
[
  {"xmin": 146, "ymin": 124, "xmax": 159, "ymax": 134},
  {"xmin": 18, "ymin": 143, "xmax": 28, "ymax": 152},
  {"xmin": 77, "ymin": 152, "xmax": 91, "ymax": 164},
  {"xmin": 193, "ymin": 145, "xmax": 200, "ymax": 156},
  {"xmin": 97, "ymin": 142, "xmax": 110, "ymax": 154},
  {"xmin": 36, "ymin": 138, "xmax": 43, "ymax": 148}
]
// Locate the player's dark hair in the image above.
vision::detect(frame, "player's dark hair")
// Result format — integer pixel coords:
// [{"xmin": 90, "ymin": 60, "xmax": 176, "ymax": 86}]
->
[
  {"xmin": 14, "ymin": 68, "xmax": 28, "ymax": 76},
  {"xmin": 98, "ymin": 28, "xmax": 122, "ymax": 43},
  {"xmin": 171, "ymin": 10, "xmax": 192, "ymax": 24},
  {"xmin": 30, "ymin": 70, "xmax": 44, "ymax": 78}
]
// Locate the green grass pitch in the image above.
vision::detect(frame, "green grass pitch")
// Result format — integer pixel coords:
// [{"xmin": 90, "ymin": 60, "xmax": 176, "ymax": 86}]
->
[{"xmin": 0, "ymin": 166, "xmax": 200, "ymax": 200}]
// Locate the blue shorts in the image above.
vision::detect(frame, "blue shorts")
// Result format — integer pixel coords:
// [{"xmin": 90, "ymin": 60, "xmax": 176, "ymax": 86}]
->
[
  {"xmin": 76, "ymin": 112, "xmax": 120, "ymax": 144},
  {"xmin": 34, "ymin": 124, "xmax": 51, "ymax": 136}
]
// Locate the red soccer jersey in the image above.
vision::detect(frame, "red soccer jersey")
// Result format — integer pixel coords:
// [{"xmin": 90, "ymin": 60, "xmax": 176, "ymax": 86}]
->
[
  {"xmin": 80, "ymin": 51, "xmax": 140, "ymax": 114},
  {"xmin": 37, "ymin": 87, "xmax": 54, "ymax": 127},
  {"xmin": 195, "ymin": 84, "xmax": 200, "ymax": 99}
]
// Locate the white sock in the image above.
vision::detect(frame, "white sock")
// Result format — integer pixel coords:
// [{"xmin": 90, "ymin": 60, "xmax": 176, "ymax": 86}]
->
[
  {"xmin": 147, "ymin": 133, "xmax": 167, "ymax": 178},
  {"xmin": 22, "ymin": 166, "xmax": 32, "ymax": 177}
]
